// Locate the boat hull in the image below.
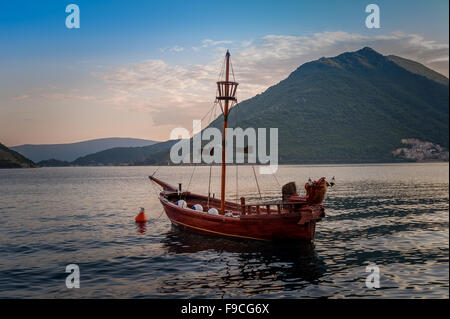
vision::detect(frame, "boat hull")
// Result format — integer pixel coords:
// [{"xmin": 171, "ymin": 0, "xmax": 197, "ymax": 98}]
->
[
  {"xmin": 159, "ymin": 197, "xmax": 320, "ymax": 241},
  {"xmin": 149, "ymin": 175, "xmax": 326, "ymax": 242}
]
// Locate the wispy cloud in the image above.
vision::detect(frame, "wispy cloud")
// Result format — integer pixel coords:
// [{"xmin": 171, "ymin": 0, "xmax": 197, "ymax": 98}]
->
[
  {"xmin": 11, "ymin": 94, "xmax": 30, "ymax": 101},
  {"xmin": 192, "ymin": 39, "xmax": 233, "ymax": 51},
  {"xmin": 170, "ymin": 45, "xmax": 184, "ymax": 52}
]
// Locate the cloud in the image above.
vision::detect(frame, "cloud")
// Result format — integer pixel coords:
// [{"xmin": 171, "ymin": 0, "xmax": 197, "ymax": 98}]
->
[
  {"xmin": 233, "ymin": 31, "xmax": 448, "ymax": 87},
  {"xmin": 192, "ymin": 39, "xmax": 233, "ymax": 51},
  {"xmin": 40, "ymin": 88, "xmax": 131, "ymax": 105},
  {"xmin": 11, "ymin": 94, "xmax": 30, "ymax": 101},
  {"xmin": 429, "ymin": 56, "xmax": 449, "ymax": 63},
  {"xmin": 41, "ymin": 93, "xmax": 99, "ymax": 101},
  {"xmin": 170, "ymin": 45, "xmax": 184, "ymax": 52},
  {"xmin": 45, "ymin": 31, "xmax": 448, "ymax": 135}
]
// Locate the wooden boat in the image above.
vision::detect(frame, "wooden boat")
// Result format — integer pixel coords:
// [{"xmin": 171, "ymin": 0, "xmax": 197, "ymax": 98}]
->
[{"xmin": 150, "ymin": 51, "xmax": 330, "ymax": 242}]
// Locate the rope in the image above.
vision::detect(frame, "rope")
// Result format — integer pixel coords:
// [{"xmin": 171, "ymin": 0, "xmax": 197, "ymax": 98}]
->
[
  {"xmin": 230, "ymin": 58, "xmax": 236, "ymax": 83},
  {"xmin": 149, "ymin": 177, "xmax": 162, "ymax": 199},
  {"xmin": 252, "ymin": 165, "xmax": 263, "ymax": 200},
  {"xmin": 177, "ymin": 100, "xmax": 219, "ymax": 140},
  {"xmin": 151, "ymin": 52, "xmax": 234, "ymax": 207},
  {"xmin": 235, "ymin": 165, "xmax": 238, "ymax": 203},
  {"xmin": 272, "ymin": 172, "xmax": 281, "ymax": 187},
  {"xmin": 217, "ymin": 55, "xmax": 225, "ymax": 82},
  {"xmin": 146, "ymin": 209, "xmax": 165, "ymax": 224},
  {"xmin": 207, "ymin": 164, "xmax": 212, "ymax": 208},
  {"xmin": 186, "ymin": 164, "xmax": 197, "ymax": 192},
  {"xmin": 235, "ymin": 98, "xmax": 239, "ymax": 203},
  {"xmin": 151, "ymin": 167, "xmax": 160, "ymax": 177},
  {"xmin": 148, "ymin": 178, "xmax": 166, "ymax": 221}
]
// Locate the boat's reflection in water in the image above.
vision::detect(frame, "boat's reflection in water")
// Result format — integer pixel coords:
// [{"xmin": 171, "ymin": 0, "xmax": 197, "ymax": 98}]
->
[{"xmin": 159, "ymin": 225, "xmax": 326, "ymax": 296}]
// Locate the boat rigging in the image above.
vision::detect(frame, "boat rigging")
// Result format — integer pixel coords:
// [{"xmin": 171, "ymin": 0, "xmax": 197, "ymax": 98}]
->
[{"xmin": 149, "ymin": 51, "xmax": 332, "ymax": 241}]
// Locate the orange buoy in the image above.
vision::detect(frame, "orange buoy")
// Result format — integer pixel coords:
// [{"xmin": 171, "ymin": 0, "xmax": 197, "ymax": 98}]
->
[{"xmin": 135, "ymin": 207, "xmax": 147, "ymax": 223}]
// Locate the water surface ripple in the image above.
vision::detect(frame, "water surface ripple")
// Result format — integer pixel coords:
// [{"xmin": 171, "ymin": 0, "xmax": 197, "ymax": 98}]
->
[{"xmin": 0, "ymin": 163, "xmax": 448, "ymax": 298}]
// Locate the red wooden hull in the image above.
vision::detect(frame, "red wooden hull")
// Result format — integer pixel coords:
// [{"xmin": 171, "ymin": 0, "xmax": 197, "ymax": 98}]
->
[
  {"xmin": 160, "ymin": 198, "xmax": 321, "ymax": 241},
  {"xmin": 150, "ymin": 176, "xmax": 326, "ymax": 242}
]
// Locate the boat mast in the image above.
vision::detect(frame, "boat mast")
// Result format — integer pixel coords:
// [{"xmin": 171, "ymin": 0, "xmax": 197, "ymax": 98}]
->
[
  {"xmin": 217, "ymin": 51, "xmax": 238, "ymax": 215},
  {"xmin": 220, "ymin": 52, "xmax": 230, "ymax": 215}
]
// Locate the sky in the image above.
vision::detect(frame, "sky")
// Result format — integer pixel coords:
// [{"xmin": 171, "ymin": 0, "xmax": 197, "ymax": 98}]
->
[{"xmin": 1, "ymin": 0, "xmax": 448, "ymax": 146}]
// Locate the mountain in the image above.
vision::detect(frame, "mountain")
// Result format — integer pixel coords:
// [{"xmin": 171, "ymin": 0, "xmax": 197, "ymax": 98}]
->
[
  {"xmin": 0, "ymin": 142, "xmax": 36, "ymax": 168},
  {"xmin": 37, "ymin": 159, "xmax": 71, "ymax": 167},
  {"xmin": 202, "ymin": 47, "xmax": 448, "ymax": 163},
  {"xmin": 71, "ymin": 140, "xmax": 177, "ymax": 166},
  {"xmin": 10, "ymin": 137, "xmax": 158, "ymax": 162},
  {"xmin": 68, "ymin": 47, "xmax": 449, "ymax": 165}
]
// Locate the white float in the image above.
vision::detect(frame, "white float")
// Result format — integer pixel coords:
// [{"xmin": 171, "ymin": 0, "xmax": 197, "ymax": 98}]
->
[
  {"xmin": 177, "ymin": 200, "xmax": 187, "ymax": 208},
  {"xmin": 207, "ymin": 208, "xmax": 219, "ymax": 215},
  {"xmin": 192, "ymin": 204, "xmax": 204, "ymax": 212}
]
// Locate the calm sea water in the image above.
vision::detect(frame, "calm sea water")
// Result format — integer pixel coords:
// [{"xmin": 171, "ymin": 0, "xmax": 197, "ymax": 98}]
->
[{"xmin": 0, "ymin": 163, "xmax": 448, "ymax": 298}]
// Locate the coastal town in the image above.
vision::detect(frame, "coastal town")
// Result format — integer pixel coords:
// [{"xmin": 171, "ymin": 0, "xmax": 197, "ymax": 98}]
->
[{"xmin": 392, "ymin": 138, "xmax": 449, "ymax": 161}]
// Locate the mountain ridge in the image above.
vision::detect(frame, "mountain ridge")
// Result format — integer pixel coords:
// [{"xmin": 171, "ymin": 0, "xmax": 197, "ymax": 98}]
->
[
  {"xmin": 387, "ymin": 55, "xmax": 449, "ymax": 85},
  {"xmin": 71, "ymin": 139, "xmax": 177, "ymax": 166},
  {"xmin": 10, "ymin": 137, "xmax": 158, "ymax": 162},
  {"xmin": 0, "ymin": 142, "xmax": 36, "ymax": 168}
]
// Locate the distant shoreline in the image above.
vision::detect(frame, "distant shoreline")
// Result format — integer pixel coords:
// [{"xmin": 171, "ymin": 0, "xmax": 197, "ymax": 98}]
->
[{"xmin": 3, "ymin": 160, "xmax": 448, "ymax": 170}]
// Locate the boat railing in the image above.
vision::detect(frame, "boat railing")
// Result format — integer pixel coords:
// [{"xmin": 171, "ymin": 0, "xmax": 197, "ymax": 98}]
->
[{"xmin": 239, "ymin": 197, "xmax": 296, "ymax": 216}]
